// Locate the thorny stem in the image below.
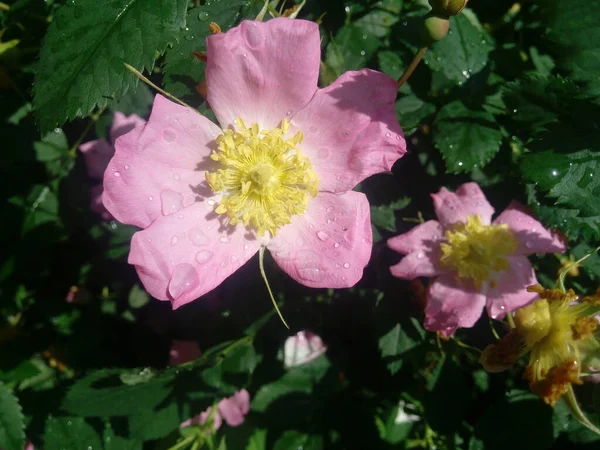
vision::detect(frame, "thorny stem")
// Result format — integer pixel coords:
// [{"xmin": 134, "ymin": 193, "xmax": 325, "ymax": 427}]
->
[
  {"xmin": 397, "ymin": 46, "xmax": 428, "ymax": 89},
  {"xmin": 564, "ymin": 385, "xmax": 600, "ymax": 436},
  {"xmin": 259, "ymin": 246, "xmax": 290, "ymax": 329},
  {"xmin": 124, "ymin": 63, "xmax": 195, "ymax": 110}
]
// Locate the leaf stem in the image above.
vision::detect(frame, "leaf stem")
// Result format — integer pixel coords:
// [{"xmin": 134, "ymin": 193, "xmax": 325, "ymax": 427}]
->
[
  {"xmin": 564, "ymin": 385, "xmax": 600, "ymax": 436},
  {"xmin": 259, "ymin": 246, "xmax": 289, "ymax": 329},
  {"xmin": 167, "ymin": 434, "xmax": 195, "ymax": 450},
  {"xmin": 397, "ymin": 46, "xmax": 428, "ymax": 89},
  {"xmin": 556, "ymin": 246, "xmax": 600, "ymax": 292},
  {"xmin": 123, "ymin": 63, "xmax": 195, "ymax": 110}
]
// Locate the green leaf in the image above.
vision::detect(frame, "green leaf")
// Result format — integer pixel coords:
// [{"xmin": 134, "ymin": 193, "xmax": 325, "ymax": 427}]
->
[
  {"xmin": 423, "ymin": 14, "xmax": 493, "ymax": 85},
  {"xmin": 543, "ymin": 0, "xmax": 600, "ymax": 101},
  {"xmin": 43, "ymin": 417, "xmax": 103, "ymax": 450},
  {"xmin": 370, "ymin": 198, "xmax": 411, "ymax": 233},
  {"xmin": 396, "ymin": 95, "xmax": 436, "ymax": 134},
  {"xmin": 163, "ymin": 2, "xmax": 254, "ymax": 98},
  {"xmin": 521, "ymin": 150, "xmax": 600, "ymax": 240},
  {"xmin": 273, "ymin": 431, "xmax": 323, "ymax": 450},
  {"xmin": 0, "ymin": 383, "xmax": 25, "ymax": 450},
  {"xmin": 104, "ymin": 427, "xmax": 142, "ymax": 450},
  {"xmin": 33, "ymin": 128, "xmax": 68, "ymax": 162},
  {"xmin": 61, "ymin": 368, "xmax": 175, "ymax": 417},
  {"xmin": 377, "ymin": 50, "xmax": 404, "ymax": 79},
  {"xmin": 128, "ymin": 284, "xmax": 149, "ymax": 309},
  {"xmin": 378, "ymin": 322, "xmax": 420, "ymax": 375},
  {"xmin": 33, "ymin": 0, "xmax": 188, "ymax": 132},
  {"xmin": 354, "ymin": 10, "xmax": 399, "ymax": 38},
  {"xmin": 433, "ymin": 100, "xmax": 502, "ymax": 173},
  {"xmin": 325, "ymin": 25, "xmax": 380, "ymax": 78}
]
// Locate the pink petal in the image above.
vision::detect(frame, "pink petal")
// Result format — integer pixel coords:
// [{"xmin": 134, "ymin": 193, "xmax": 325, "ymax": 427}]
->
[
  {"xmin": 291, "ymin": 69, "xmax": 406, "ymax": 192},
  {"xmin": 425, "ymin": 273, "xmax": 487, "ymax": 337},
  {"xmin": 485, "ymin": 256, "xmax": 538, "ymax": 319},
  {"xmin": 169, "ymin": 340, "xmax": 202, "ymax": 366},
  {"xmin": 89, "ymin": 184, "xmax": 113, "ymax": 221},
  {"xmin": 103, "ymin": 95, "xmax": 223, "ymax": 229},
  {"xmin": 218, "ymin": 389, "xmax": 250, "ymax": 427},
  {"xmin": 267, "ymin": 191, "xmax": 372, "ymax": 288},
  {"xmin": 493, "ymin": 201, "xmax": 566, "ymax": 255},
  {"xmin": 206, "ymin": 18, "xmax": 320, "ymax": 130},
  {"xmin": 431, "ymin": 182, "xmax": 494, "ymax": 228},
  {"xmin": 109, "ymin": 112, "xmax": 146, "ymax": 143},
  {"xmin": 127, "ymin": 201, "xmax": 261, "ymax": 309},
  {"xmin": 283, "ymin": 330, "xmax": 327, "ymax": 368},
  {"xmin": 388, "ymin": 221, "xmax": 444, "ymax": 279},
  {"xmin": 79, "ymin": 139, "xmax": 114, "ymax": 180},
  {"xmin": 197, "ymin": 407, "xmax": 224, "ymax": 431}
]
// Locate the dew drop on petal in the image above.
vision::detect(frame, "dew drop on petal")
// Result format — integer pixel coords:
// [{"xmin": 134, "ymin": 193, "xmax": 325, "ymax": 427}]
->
[
  {"xmin": 188, "ymin": 226, "xmax": 210, "ymax": 246},
  {"xmin": 124, "ymin": 164, "xmax": 130, "ymax": 170},
  {"xmin": 173, "ymin": 173, "xmax": 181, "ymax": 181},
  {"xmin": 148, "ymin": 196, "xmax": 154, "ymax": 201},
  {"xmin": 298, "ymin": 267, "xmax": 326, "ymax": 282},
  {"xmin": 170, "ymin": 236, "xmax": 179, "ymax": 246},
  {"xmin": 168, "ymin": 263, "xmax": 199, "ymax": 299},
  {"xmin": 416, "ymin": 252, "xmax": 425, "ymax": 259},
  {"xmin": 333, "ymin": 242, "xmax": 340, "ymax": 248},
  {"xmin": 525, "ymin": 240, "xmax": 534, "ymax": 249},
  {"xmin": 160, "ymin": 189, "xmax": 184, "ymax": 216},
  {"xmin": 317, "ymin": 231, "xmax": 329, "ymax": 241},
  {"xmin": 195, "ymin": 250, "xmax": 213, "ymax": 264},
  {"xmin": 343, "ymin": 262, "xmax": 351, "ymax": 269},
  {"xmin": 219, "ymin": 236, "xmax": 230, "ymax": 243},
  {"xmin": 113, "ymin": 171, "xmax": 121, "ymax": 177}
]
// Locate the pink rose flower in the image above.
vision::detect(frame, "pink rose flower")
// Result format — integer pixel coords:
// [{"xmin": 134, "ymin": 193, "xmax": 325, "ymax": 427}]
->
[
  {"xmin": 283, "ymin": 330, "xmax": 327, "ymax": 368},
  {"xmin": 181, "ymin": 389, "xmax": 250, "ymax": 431},
  {"xmin": 388, "ymin": 182, "xmax": 566, "ymax": 337},
  {"xmin": 79, "ymin": 112, "xmax": 146, "ymax": 220},
  {"xmin": 102, "ymin": 18, "xmax": 406, "ymax": 308},
  {"xmin": 169, "ymin": 340, "xmax": 202, "ymax": 366}
]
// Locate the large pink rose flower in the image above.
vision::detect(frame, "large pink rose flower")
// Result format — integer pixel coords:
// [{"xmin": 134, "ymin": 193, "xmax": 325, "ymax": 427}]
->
[
  {"xmin": 388, "ymin": 182, "xmax": 566, "ymax": 337},
  {"xmin": 79, "ymin": 112, "xmax": 146, "ymax": 220},
  {"xmin": 102, "ymin": 18, "xmax": 406, "ymax": 308},
  {"xmin": 181, "ymin": 389, "xmax": 250, "ymax": 431}
]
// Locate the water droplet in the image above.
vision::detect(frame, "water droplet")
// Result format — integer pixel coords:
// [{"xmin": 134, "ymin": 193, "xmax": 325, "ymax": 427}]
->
[
  {"xmin": 457, "ymin": 161, "xmax": 464, "ymax": 167},
  {"xmin": 385, "ymin": 132, "xmax": 391, "ymax": 138},
  {"xmin": 173, "ymin": 173, "xmax": 180, "ymax": 181},
  {"xmin": 525, "ymin": 240, "xmax": 534, "ymax": 249},
  {"xmin": 333, "ymin": 242, "xmax": 340, "ymax": 248},
  {"xmin": 220, "ymin": 260, "xmax": 228, "ymax": 268},
  {"xmin": 416, "ymin": 252, "xmax": 425, "ymax": 259},
  {"xmin": 160, "ymin": 189, "xmax": 184, "ymax": 215},
  {"xmin": 189, "ymin": 227, "xmax": 210, "ymax": 246},
  {"xmin": 343, "ymin": 262, "xmax": 351, "ymax": 268},
  {"xmin": 198, "ymin": 11, "xmax": 209, "ymax": 20},
  {"xmin": 195, "ymin": 250, "xmax": 213, "ymax": 264},
  {"xmin": 242, "ymin": 52, "xmax": 247, "ymax": 58},
  {"xmin": 124, "ymin": 164, "xmax": 130, "ymax": 170},
  {"xmin": 298, "ymin": 267, "xmax": 326, "ymax": 282},
  {"xmin": 317, "ymin": 230, "xmax": 329, "ymax": 241},
  {"xmin": 342, "ymin": 276, "xmax": 347, "ymax": 281},
  {"xmin": 148, "ymin": 196, "xmax": 154, "ymax": 201},
  {"xmin": 309, "ymin": 224, "xmax": 314, "ymax": 229},
  {"xmin": 243, "ymin": 244, "xmax": 249, "ymax": 250},
  {"xmin": 219, "ymin": 236, "xmax": 230, "ymax": 243},
  {"xmin": 551, "ymin": 169, "xmax": 559, "ymax": 176},
  {"xmin": 170, "ymin": 236, "xmax": 179, "ymax": 246},
  {"xmin": 67, "ymin": 421, "xmax": 72, "ymax": 426},
  {"xmin": 163, "ymin": 129, "xmax": 176, "ymax": 142},
  {"xmin": 113, "ymin": 171, "xmax": 121, "ymax": 177},
  {"xmin": 231, "ymin": 255, "xmax": 238, "ymax": 263},
  {"xmin": 360, "ymin": 50, "xmax": 366, "ymax": 56},
  {"xmin": 207, "ymin": 199, "xmax": 216, "ymax": 206},
  {"xmin": 286, "ymin": 110, "xmax": 292, "ymax": 116}
]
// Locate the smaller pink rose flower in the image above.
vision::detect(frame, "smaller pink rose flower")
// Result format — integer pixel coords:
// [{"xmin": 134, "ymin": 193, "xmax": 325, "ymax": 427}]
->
[
  {"xmin": 283, "ymin": 330, "xmax": 327, "ymax": 368},
  {"xmin": 181, "ymin": 389, "xmax": 250, "ymax": 431},
  {"xmin": 388, "ymin": 182, "xmax": 566, "ymax": 337},
  {"xmin": 79, "ymin": 112, "xmax": 146, "ymax": 219},
  {"xmin": 169, "ymin": 340, "xmax": 202, "ymax": 366}
]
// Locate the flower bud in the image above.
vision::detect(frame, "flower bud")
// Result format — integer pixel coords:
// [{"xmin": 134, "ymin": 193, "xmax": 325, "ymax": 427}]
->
[
  {"xmin": 283, "ymin": 330, "xmax": 327, "ymax": 368},
  {"xmin": 429, "ymin": 0, "xmax": 468, "ymax": 17},
  {"xmin": 420, "ymin": 12, "xmax": 450, "ymax": 46}
]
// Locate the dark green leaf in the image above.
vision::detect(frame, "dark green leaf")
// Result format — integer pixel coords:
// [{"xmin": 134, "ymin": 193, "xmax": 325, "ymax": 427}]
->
[
  {"xmin": 33, "ymin": 0, "xmax": 188, "ymax": 132},
  {"xmin": 43, "ymin": 417, "xmax": 103, "ymax": 450},
  {"xmin": 33, "ymin": 128, "xmax": 68, "ymax": 162},
  {"xmin": 273, "ymin": 431, "xmax": 323, "ymax": 450},
  {"xmin": 0, "ymin": 383, "xmax": 25, "ymax": 450},
  {"xmin": 434, "ymin": 100, "xmax": 502, "ymax": 173},
  {"xmin": 370, "ymin": 198, "xmax": 410, "ymax": 233},
  {"xmin": 378, "ymin": 322, "xmax": 420, "ymax": 375},
  {"xmin": 325, "ymin": 25, "xmax": 380, "ymax": 78},
  {"xmin": 354, "ymin": 10, "xmax": 399, "ymax": 38},
  {"xmin": 104, "ymin": 427, "xmax": 142, "ymax": 450}
]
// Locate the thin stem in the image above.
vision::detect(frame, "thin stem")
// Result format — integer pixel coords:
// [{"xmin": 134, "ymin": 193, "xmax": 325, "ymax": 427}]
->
[
  {"xmin": 488, "ymin": 315, "xmax": 501, "ymax": 340},
  {"xmin": 124, "ymin": 63, "xmax": 194, "ymax": 110},
  {"xmin": 506, "ymin": 313, "xmax": 516, "ymax": 330},
  {"xmin": 68, "ymin": 106, "xmax": 107, "ymax": 158},
  {"xmin": 564, "ymin": 385, "xmax": 600, "ymax": 436},
  {"xmin": 255, "ymin": 0, "xmax": 268, "ymax": 20},
  {"xmin": 259, "ymin": 246, "xmax": 289, "ymax": 329},
  {"xmin": 397, "ymin": 46, "xmax": 428, "ymax": 89},
  {"xmin": 557, "ymin": 246, "xmax": 600, "ymax": 292},
  {"xmin": 167, "ymin": 434, "xmax": 195, "ymax": 450},
  {"xmin": 452, "ymin": 337, "xmax": 482, "ymax": 354}
]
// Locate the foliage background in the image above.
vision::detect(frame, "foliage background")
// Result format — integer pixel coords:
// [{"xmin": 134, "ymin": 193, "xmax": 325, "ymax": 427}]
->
[{"xmin": 1, "ymin": 0, "xmax": 600, "ymax": 448}]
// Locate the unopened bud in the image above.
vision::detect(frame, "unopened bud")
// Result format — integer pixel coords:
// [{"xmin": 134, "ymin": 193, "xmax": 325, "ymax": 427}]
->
[
  {"xmin": 429, "ymin": 0, "xmax": 468, "ymax": 17},
  {"xmin": 420, "ymin": 12, "xmax": 450, "ymax": 46}
]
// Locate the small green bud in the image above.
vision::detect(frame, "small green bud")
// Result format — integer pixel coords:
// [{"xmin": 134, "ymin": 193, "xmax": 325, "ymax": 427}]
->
[
  {"xmin": 429, "ymin": 0, "xmax": 468, "ymax": 17},
  {"xmin": 420, "ymin": 12, "xmax": 450, "ymax": 46}
]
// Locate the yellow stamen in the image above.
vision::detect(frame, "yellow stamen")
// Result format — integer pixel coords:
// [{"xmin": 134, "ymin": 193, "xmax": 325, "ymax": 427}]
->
[
  {"xmin": 439, "ymin": 214, "xmax": 518, "ymax": 285},
  {"xmin": 206, "ymin": 117, "xmax": 319, "ymax": 236}
]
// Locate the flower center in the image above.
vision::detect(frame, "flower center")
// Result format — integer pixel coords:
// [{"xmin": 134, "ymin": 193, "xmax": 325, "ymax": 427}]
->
[
  {"xmin": 205, "ymin": 117, "xmax": 319, "ymax": 236},
  {"xmin": 439, "ymin": 214, "xmax": 518, "ymax": 285}
]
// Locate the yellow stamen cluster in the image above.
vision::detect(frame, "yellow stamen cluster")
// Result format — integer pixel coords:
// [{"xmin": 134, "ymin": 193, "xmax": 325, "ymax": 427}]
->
[
  {"xmin": 205, "ymin": 118, "xmax": 319, "ymax": 236},
  {"xmin": 480, "ymin": 284, "xmax": 599, "ymax": 405},
  {"xmin": 440, "ymin": 214, "xmax": 518, "ymax": 286}
]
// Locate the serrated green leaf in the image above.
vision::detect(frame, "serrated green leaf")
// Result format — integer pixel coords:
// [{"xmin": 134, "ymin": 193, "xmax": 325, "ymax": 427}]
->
[
  {"xmin": 0, "ymin": 383, "xmax": 25, "ymax": 450},
  {"xmin": 43, "ymin": 417, "xmax": 102, "ymax": 450},
  {"xmin": 434, "ymin": 100, "xmax": 502, "ymax": 173},
  {"xmin": 543, "ymin": 0, "xmax": 600, "ymax": 101},
  {"xmin": 33, "ymin": 128, "xmax": 68, "ymax": 162},
  {"xmin": 104, "ymin": 427, "xmax": 142, "ymax": 450},
  {"xmin": 370, "ymin": 198, "xmax": 410, "ymax": 233},
  {"xmin": 163, "ymin": 2, "xmax": 253, "ymax": 98},
  {"xmin": 396, "ymin": 95, "xmax": 436, "ymax": 134},
  {"xmin": 33, "ymin": 0, "xmax": 188, "ymax": 132},
  {"xmin": 423, "ymin": 14, "xmax": 493, "ymax": 85},
  {"xmin": 62, "ymin": 368, "xmax": 175, "ymax": 417}
]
